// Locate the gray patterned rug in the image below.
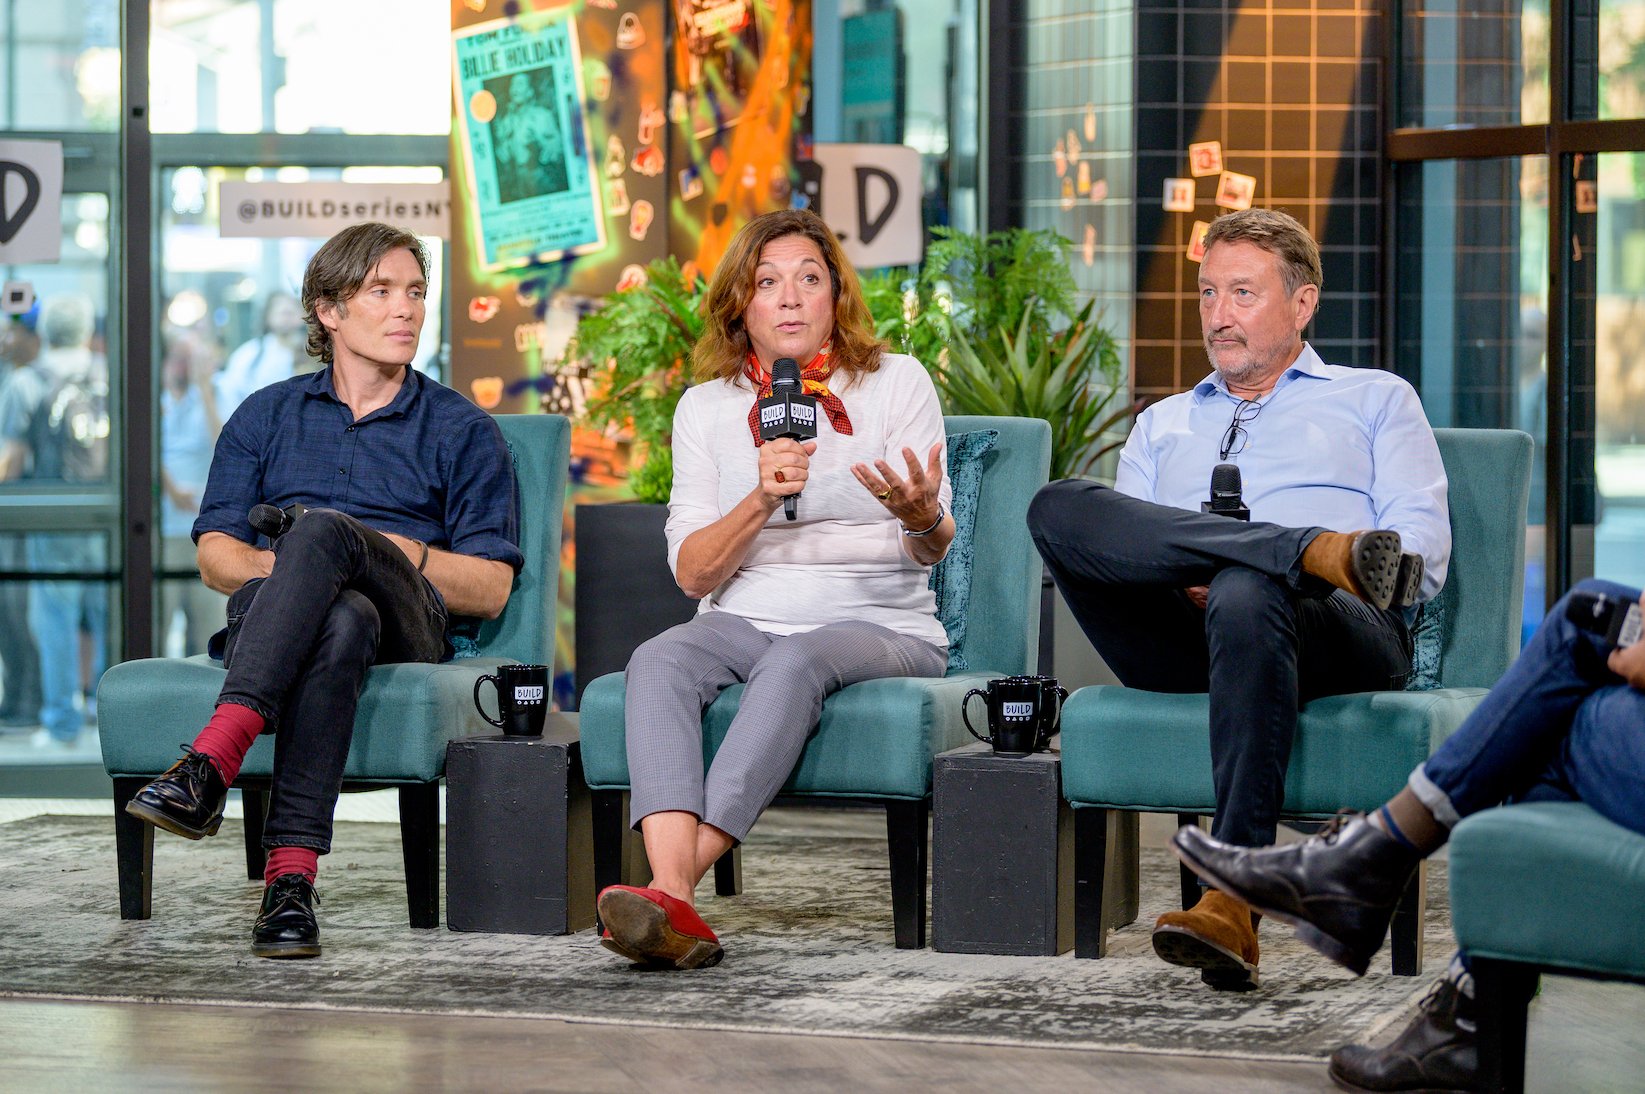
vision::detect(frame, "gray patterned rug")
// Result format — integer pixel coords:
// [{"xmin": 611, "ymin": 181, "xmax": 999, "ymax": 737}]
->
[{"xmin": 0, "ymin": 810, "xmax": 1446, "ymax": 1061}]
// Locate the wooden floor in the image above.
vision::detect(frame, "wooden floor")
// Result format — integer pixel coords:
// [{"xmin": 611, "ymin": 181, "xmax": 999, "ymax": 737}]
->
[{"xmin": 4, "ymin": 975, "xmax": 1644, "ymax": 1093}]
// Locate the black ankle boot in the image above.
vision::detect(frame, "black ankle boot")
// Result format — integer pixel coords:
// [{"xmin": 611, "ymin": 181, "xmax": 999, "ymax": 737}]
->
[
  {"xmin": 1170, "ymin": 812, "xmax": 1421, "ymax": 975},
  {"xmin": 1329, "ymin": 977, "xmax": 1476, "ymax": 1092}
]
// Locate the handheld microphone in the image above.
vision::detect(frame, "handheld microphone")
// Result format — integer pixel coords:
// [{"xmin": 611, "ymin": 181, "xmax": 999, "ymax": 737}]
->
[
  {"xmin": 1201, "ymin": 463, "xmax": 1250, "ymax": 521},
  {"xmin": 1566, "ymin": 589, "xmax": 1644, "ymax": 649},
  {"xmin": 249, "ymin": 501, "xmax": 308, "ymax": 540},
  {"xmin": 756, "ymin": 357, "xmax": 818, "ymax": 521}
]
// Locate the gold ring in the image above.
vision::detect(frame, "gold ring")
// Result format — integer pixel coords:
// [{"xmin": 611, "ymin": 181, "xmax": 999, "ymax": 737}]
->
[
  {"xmin": 775, "ymin": 469, "xmax": 786, "ymax": 483},
  {"xmin": 876, "ymin": 489, "xmax": 892, "ymax": 501}
]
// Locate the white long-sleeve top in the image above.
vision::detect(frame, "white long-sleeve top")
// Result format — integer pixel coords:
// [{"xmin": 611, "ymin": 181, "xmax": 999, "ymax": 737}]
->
[{"xmin": 665, "ymin": 353, "xmax": 951, "ymax": 645}]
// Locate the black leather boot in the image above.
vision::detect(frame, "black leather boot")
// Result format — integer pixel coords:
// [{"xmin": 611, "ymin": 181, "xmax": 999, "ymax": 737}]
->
[
  {"xmin": 252, "ymin": 874, "xmax": 321, "ymax": 959},
  {"xmin": 1328, "ymin": 978, "xmax": 1476, "ymax": 1092},
  {"xmin": 125, "ymin": 745, "xmax": 229, "ymax": 840},
  {"xmin": 1170, "ymin": 812, "xmax": 1421, "ymax": 975}
]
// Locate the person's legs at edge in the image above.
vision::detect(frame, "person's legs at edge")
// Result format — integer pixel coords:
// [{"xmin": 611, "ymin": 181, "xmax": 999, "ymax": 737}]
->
[
  {"xmin": 1325, "ymin": 664, "xmax": 1645, "ymax": 1091},
  {"xmin": 1170, "ymin": 579, "xmax": 1642, "ymax": 974}
]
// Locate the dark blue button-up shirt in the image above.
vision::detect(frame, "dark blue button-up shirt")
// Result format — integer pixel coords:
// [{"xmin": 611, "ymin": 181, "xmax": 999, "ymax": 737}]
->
[{"xmin": 194, "ymin": 367, "xmax": 522, "ymax": 575}]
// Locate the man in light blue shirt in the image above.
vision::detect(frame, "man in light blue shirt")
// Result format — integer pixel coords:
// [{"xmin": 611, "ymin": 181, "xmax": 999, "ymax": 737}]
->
[{"xmin": 1028, "ymin": 208, "xmax": 1450, "ymax": 992}]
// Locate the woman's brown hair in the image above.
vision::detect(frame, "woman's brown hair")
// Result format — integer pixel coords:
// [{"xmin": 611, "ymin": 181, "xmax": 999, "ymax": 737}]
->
[{"xmin": 691, "ymin": 209, "xmax": 885, "ymax": 384}]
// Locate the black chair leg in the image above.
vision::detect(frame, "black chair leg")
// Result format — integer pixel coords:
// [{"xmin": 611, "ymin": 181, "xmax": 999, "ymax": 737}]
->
[
  {"xmin": 1178, "ymin": 813, "xmax": 1204, "ymax": 908},
  {"xmin": 241, "ymin": 786, "xmax": 268, "ymax": 882},
  {"xmin": 713, "ymin": 846, "xmax": 742, "ymax": 896},
  {"xmin": 885, "ymin": 798, "xmax": 928, "ymax": 949},
  {"xmin": 591, "ymin": 789, "xmax": 626, "ymax": 898},
  {"xmin": 1073, "ymin": 806, "xmax": 1110, "ymax": 957},
  {"xmin": 398, "ymin": 783, "xmax": 440, "ymax": 929},
  {"xmin": 112, "ymin": 777, "xmax": 153, "ymax": 920},
  {"xmin": 1472, "ymin": 956, "xmax": 1540, "ymax": 1094},
  {"xmin": 1389, "ymin": 859, "xmax": 1426, "ymax": 975},
  {"xmin": 1108, "ymin": 810, "xmax": 1140, "ymax": 928}
]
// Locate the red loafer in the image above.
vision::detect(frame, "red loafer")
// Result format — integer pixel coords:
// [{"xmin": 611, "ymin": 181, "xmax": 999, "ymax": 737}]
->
[{"xmin": 596, "ymin": 885, "xmax": 724, "ymax": 970}]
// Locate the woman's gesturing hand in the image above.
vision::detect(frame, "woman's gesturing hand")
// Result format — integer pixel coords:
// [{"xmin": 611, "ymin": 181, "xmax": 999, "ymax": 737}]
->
[{"xmin": 852, "ymin": 443, "xmax": 943, "ymax": 530}]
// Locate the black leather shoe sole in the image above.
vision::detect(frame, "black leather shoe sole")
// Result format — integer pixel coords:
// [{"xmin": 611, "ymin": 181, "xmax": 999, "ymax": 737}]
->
[
  {"xmin": 124, "ymin": 796, "xmax": 223, "ymax": 840},
  {"xmin": 1152, "ymin": 925, "xmax": 1259, "ymax": 992},
  {"xmin": 1327, "ymin": 1058, "xmax": 1471, "ymax": 1093}
]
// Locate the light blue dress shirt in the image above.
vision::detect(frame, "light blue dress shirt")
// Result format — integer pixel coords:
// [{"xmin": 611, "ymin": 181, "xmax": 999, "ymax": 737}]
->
[{"xmin": 1116, "ymin": 343, "xmax": 1451, "ymax": 602}]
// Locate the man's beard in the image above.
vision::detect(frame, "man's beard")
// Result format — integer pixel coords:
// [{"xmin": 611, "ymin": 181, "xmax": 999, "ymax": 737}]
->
[{"xmin": 1205, "ymin": 336, "xmax": 1264, "ymax": 385}]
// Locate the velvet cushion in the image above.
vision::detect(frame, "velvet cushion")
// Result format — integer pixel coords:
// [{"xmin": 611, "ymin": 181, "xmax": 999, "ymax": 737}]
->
[
  {"xmin": 928, "ymin": 428, "xmax": 999, "ymax": 673},
  {"xmin": 1404, "ymin": 577, "xmax": 1452, "ymax": 692}
]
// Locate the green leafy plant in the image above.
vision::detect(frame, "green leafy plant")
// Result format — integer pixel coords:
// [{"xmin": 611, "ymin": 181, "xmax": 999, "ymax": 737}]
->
[
  {"xmin": 866, "ymin": 227, "xmax": 1134, "ymax": 480},
  {"xmin": 565, "ymin": 258, "xmax": 707, "ymax": 503},
  {"xmin": 866, "ymin": 226, "xmax": 1082, "ymax": 366},
  {"xmin": 942, "ymin": 300, "xmax": 1138, "ymax": 481}
]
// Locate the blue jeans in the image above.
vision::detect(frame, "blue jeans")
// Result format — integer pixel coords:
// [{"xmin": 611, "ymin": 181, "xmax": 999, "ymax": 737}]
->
[
  {"xmin": 217, "ymin": 509, "xmax": 449, "ymax": 854},
  {"xmin": 27, "ymin": 533, "xmax": 108, "ymax": 741},
  {"xmin": 1413, "ymin": 578, "xmax": 1645, "ymax": 838}
]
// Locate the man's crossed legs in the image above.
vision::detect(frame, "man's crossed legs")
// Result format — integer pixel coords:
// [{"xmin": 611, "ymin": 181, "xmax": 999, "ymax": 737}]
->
[
  {"xmin": 1029, "ymin": 481, "xmax": 1414, "ymax": 989},
  {"xmin": 125, "ymin": 509, "xmax": 447, "ymax": 957}
]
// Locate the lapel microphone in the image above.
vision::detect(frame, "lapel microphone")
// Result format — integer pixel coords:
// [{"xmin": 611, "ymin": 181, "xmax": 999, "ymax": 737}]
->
[{"xmin": 756, "ymin": 357, "xmax": 819, "ymax": 521}]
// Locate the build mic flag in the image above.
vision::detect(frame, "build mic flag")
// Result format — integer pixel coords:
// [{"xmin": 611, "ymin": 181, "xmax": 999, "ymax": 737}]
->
[{"xmin": 756, "ymin": 357, "xmax": 818, "ymax": 521}]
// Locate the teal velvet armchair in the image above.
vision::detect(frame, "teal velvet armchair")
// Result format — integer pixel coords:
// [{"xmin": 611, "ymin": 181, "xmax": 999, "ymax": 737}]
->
[
  {"xmin": 98, "ymin": 413, "xmax": 570, "ymax": 928},
  {"xmin": 577, "ymin": 415, "xmax": 1052, "ymax": 948},
  {"xmin": 1450, "ymin": 802, "xmax": 1645, "ymax": 1093},
  {"xmin": 1058, "ymin": 428, "xmax": 1534, "ymax": 970}
]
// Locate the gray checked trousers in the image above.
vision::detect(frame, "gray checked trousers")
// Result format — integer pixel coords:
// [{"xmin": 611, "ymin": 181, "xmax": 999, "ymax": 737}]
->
[{"xmin": 624, "ymin": 611, "xmax": 948, "ymax": 841}]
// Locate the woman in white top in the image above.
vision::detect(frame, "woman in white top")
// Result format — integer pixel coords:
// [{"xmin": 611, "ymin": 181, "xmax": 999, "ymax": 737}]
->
[{"xmin": 596, "ymin": 209, "xmax": 954, "ymax": 970}]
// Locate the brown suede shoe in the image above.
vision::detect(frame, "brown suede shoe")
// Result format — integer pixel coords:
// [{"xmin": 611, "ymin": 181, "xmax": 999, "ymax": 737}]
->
[
  {"xmin": 1301, "ymin": 530, "xmax": 1411, "ymax": 610},
  {"xmin": 1153, "ymin": 889, "xmax": 1261, "ymax": 991}
]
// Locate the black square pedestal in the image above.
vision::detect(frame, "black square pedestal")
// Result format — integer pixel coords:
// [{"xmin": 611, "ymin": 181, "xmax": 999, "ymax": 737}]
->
[
  {"xmin": 445, "ymin": 713, "xmax": 594, "ymax": 935},
  {"xmin": 931, "ymin": 742, "xmax": 1072, "ymax": 955}
]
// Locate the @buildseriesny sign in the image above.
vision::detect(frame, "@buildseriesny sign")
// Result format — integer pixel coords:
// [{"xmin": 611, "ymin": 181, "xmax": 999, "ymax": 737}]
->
[{"xmin": 219, "ymin": 182, "xmax": 451, "ymax": 239}]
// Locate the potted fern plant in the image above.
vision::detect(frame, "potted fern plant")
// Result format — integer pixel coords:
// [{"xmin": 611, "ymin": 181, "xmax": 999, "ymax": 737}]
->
[{"xmin": 865, "ymin": 226, "xmax": 1135, "ymax": 481}]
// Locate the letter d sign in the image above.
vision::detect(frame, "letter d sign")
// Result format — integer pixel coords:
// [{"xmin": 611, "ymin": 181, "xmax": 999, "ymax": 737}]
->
[{"xmin": 0, "ymin": 140, "xmax": 63, "ymax": 263}]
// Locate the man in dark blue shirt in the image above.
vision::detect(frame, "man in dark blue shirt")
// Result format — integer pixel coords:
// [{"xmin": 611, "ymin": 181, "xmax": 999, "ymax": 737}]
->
[{"xmin": 126, "ymin": 222, "xmax": 522, "ymax": 958}]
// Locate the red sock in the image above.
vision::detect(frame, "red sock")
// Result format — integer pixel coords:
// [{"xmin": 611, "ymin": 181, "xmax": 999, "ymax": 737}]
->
[
  {"xmin": 191, "ymin": 702, "xmax": 265, "ymax": 786},
  {"xmin": 265, "ymin": 846, "xmax": 319, "ymax": 886}
]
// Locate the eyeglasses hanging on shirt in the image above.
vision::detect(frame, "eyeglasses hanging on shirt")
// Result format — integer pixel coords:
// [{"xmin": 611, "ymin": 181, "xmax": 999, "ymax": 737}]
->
[{"xmin": 1219, "ymin": 398, "xmax": 1263, "ymax": 461}]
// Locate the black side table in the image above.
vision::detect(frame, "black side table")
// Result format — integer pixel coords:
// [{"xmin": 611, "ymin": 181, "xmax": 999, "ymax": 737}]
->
[
  {"xmin": 445, "ymin": 713, "xmax": 595, "ymax": 935},
  {"xmin": 932, "ymin": 742, "xmax": 1074, "ymax": 955}
]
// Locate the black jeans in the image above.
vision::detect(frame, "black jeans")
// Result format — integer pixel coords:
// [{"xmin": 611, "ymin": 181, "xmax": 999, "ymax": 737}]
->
[
  {"xmin": 1029, "ymin": 480, "xmax": 1411, "ymax": 848},
  {"xmin": 216, "ymin": 509, "xmax": 448, "ymax": 853}
]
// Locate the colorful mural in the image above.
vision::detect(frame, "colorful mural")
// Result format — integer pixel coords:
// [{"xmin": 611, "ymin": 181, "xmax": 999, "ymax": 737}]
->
[{"xmin": 447, "ymin": 0, "xmax": 812, "ymax": 706}]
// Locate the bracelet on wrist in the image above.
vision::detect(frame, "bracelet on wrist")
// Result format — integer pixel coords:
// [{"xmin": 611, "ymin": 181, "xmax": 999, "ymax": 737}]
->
[
  {"xmin": 415, "ymin": 539, "xmax": 429, "ymax": 572},
  {"xmin": 902, "ymin": 503, "xmax": 946, "ymax": 538}
]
